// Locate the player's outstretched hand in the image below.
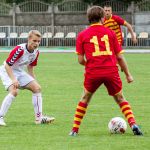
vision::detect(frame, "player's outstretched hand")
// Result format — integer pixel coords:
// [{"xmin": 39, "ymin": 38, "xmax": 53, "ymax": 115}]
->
[{"xmin": 126, "ymin": 75, "xmax": 134, "ymax": 83}]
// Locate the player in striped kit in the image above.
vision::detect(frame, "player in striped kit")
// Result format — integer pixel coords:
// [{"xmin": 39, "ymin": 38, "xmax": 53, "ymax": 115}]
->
[
  {"xmin": 103, "ymin": 5, "xmax": 137, "ymax": 46},
  {"xmin": 103, "ymin": 5, "xmax": 137, "ymax": 72},
  {"xmin": 0, "ymin": 30, "xmax": 55, "ymax": 126},
  {"xmin": 69, "ymin": 6, "xmax": 143, "ymax": 136}
]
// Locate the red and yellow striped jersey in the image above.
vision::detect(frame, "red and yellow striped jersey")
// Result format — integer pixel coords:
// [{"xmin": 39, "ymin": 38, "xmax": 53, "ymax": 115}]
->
[{"xmin": 103, "ymin": 15, "xmax": 126, "ymax": 45}]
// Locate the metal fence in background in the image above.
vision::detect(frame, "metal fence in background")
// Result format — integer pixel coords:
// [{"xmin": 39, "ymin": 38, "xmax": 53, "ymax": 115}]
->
[
  {"xmin": 0, "ymin": 25, "xmax": 85, "ymax": 47},
  {"xmin": 0, "ymin": 0, "xmax": 150, "ymax": 26},
  {"xmin": 0, "ymin": 25, "xmax": 149, "ymax": 48},
  {"xmin": 1, "ymin": 0, "xmax": 150, "ymax": 15},
  {"xmin": 0, "ymin": 0, "xmax": 90, "ymax": 14}
]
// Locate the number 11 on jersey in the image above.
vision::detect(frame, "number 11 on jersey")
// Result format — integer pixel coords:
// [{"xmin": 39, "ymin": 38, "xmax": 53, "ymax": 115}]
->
[{"xmin": 90, "ymin": 35, "xmax": 112, "ymax": 56}]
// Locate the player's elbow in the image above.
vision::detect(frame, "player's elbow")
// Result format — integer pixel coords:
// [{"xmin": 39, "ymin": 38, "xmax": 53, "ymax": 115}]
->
[
  {"xmin": 126, "ymin": 23, "xmax": 132, "ymax": 31},
  {"xmin": 116, "ymin": 54, "xmax": 124, "ymax": 62},
  {"xmin": 78, "ymin": 60, "xmax": 85, "ymax": 66},
  {"xmin": 78, "ymin": 55, "xmax": 85, "ymax": 65}
]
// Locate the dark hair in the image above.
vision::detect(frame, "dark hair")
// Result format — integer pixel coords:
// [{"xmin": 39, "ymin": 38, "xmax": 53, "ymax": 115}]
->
[
  {"xmin": 104, "ymin": 5, "xmax": 112, "ymax": 8},
  {"xmin": 87, "ymin": 6, "xmax": 104, "ymax": 24}
]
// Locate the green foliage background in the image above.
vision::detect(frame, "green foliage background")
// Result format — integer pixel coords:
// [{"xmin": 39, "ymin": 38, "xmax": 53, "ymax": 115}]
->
[{"xmin": 1, "ymin": 0, "xmax": 143, "ymax": 4}]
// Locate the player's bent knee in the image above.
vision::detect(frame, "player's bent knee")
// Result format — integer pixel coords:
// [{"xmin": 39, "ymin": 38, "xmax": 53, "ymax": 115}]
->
[
  {"xmin": 10, "ymin": 89, "xmax": 18, "ymax": 97},
  {"xmin": 27, "ymin": 81, "xmax": 42, "ymax": 93},
  {"xmin": 113, "ymin": 92, "xmax": 125, "ymax": 104},
  {"xmin": 81, "ymin": 91, "xmax": 93, "ymax": 103},
  {"xmin": 32, "ymin": 85, "xmax": 41, "ymax": 93},
  {"xmin": 8, "ymin": 86, "xmax": 19, "ymax": 97}
]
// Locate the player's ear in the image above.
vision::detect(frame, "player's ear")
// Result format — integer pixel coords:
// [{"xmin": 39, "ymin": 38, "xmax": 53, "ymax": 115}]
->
[{"xmin": 101, "ymin": 18, "xmax": 104, "ymax": 24}]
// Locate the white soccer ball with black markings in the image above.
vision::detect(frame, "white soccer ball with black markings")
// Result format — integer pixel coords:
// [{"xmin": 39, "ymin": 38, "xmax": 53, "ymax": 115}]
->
[{"xmin": 108, "ymin": 117, "xmax": 127, "ymax": 134}]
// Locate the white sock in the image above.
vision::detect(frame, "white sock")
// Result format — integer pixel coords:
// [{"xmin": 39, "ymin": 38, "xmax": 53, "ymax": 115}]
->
[
  {"xmin": 32, "ymin": 93, "xmax": 42, "ymax": 120},
  {"xmin": 0, "ymin": 93, "xmax": 15, "ymax": 117}
]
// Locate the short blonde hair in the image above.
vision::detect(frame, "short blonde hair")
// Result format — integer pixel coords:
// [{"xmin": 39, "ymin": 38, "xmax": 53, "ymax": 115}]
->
[{"xmin": 28, "ymin": 30, "xmax": 41, "ymax": 38}]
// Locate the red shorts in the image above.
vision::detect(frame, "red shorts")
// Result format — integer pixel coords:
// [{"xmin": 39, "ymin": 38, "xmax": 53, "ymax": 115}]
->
[{"xmin": 84, "ymin": 72, "xmax": 122, "ymax": 96}]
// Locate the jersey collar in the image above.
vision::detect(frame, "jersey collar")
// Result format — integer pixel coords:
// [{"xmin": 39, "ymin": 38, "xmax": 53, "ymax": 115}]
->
[
  {"xmin": 26, "ymin": 43, "xmax": 34, "ymax": 53},
  {"xmin": 90, "ymin": 23, "xmax": 102, "ymax": 26}
]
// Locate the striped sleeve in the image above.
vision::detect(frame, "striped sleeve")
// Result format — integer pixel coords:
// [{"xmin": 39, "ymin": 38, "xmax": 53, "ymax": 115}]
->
[
  {"xmin": 114, "ymin": 15, "xmax": 125, "ymax": 25},
  {"xmin": 6, "ymin": 46, "xmax": 24, "ymax": 66}
]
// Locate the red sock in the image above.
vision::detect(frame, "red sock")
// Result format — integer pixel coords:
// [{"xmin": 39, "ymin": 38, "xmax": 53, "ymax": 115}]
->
[
  {"xmin": 72, "ymin": 101, "xmax": 88, "ymax": 133},
  {"xmin": 119, "ymin": 101, "xmax": 136, "ymax": 127}
]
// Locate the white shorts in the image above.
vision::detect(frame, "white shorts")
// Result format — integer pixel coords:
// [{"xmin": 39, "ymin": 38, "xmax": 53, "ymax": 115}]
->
[{"xmin": 0, "ymin": 65, "xmax": 34, "ymax": 90}]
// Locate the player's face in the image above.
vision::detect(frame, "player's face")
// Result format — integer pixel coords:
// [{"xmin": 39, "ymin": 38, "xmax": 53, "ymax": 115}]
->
[
  {"xmin": 104, "ymin": 7, "xmax": 112, "ymax": 19},
  {"xmin": 28, "ymin": 34, "xmax": 41, "ymax": 51}
]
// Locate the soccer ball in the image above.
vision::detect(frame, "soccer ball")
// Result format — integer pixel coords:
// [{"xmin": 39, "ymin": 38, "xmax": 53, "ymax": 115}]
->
[{"xmin": 108, "ymin": 117, "xmax": 127, "ymax": 134}]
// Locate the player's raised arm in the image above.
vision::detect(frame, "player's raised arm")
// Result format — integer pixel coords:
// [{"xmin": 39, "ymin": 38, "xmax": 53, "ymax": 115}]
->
[{"xmin": 124, "ymin": 21, "xmax": 137, "ymax": 44}]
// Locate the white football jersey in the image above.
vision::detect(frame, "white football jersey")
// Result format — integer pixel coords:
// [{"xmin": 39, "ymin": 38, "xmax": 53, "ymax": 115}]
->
[{"xmin": 4, "ymin": 43, "xmax": 39, "ymax": 72}]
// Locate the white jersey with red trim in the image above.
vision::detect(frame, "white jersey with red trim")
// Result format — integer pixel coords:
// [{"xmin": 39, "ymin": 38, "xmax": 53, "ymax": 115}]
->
[{"xmin": 4, "ymin": 43, "xmax": 39, "ymax": 72}]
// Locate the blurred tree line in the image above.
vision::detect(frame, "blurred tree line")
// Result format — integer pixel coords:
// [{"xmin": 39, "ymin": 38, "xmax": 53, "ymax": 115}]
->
[
  {"xmin": 3, "ymin": 0, "xmax": 62, "ymax": 4},
  {"xmin": 2, "ymin": 0, "xmax": 144, "ymax": 4},
  {"xmin": 83, "ymin": 0, "xmax": 143, "ymax": 4}
]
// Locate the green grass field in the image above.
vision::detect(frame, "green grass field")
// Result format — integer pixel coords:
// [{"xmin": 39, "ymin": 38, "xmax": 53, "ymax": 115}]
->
[{"xmin": 0, "ymin": 53, "xmax": 149, "ymax": 150}]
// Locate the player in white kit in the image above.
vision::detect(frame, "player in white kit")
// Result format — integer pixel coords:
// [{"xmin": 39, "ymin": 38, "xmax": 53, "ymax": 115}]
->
[{"xmin": 0, "ymin": 30, "xmax": 55, "ymax": 126}]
